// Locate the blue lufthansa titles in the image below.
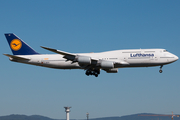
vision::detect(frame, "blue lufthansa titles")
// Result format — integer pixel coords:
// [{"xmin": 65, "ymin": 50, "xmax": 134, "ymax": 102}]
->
[{"xmin": 130, "ymin": 53, "xmax": 154, "ymax": 57}]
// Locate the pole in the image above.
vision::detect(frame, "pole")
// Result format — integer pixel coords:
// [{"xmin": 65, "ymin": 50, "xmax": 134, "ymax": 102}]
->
[
  {"xmin": 64, "ymin": 107, "xmax": 71, "ymax": 120},
  {"xmin": 86, "ymin": 112, "xmax": 89, "ymax": 120}
]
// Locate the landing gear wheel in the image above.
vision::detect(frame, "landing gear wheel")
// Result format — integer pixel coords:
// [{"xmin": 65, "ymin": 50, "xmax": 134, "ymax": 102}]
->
[
  {"xmin": 85, "ymin": 69, "xmax": 100, "ymax": 77},
  {"xmin": 159, "ymin": 65, "xmax": 163, "ymax": 73},
  {"xmin": 85, "ymin": 70, "xmax": 90, "ymax": 76},
  {"xmin": 95, "ymin": 74, "xmax": 98, "ymax": 77}
]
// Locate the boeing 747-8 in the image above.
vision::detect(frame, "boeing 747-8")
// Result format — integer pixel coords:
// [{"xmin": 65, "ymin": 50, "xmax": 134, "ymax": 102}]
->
[{"xmin": 4, "ymin": 33, "xmax": 178, "ymax": 77}]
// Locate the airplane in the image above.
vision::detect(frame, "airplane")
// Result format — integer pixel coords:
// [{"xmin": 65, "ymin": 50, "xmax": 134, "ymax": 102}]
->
[{"xmin": 4, "ymin": 33, "xmax": 178, "ymax": 77}]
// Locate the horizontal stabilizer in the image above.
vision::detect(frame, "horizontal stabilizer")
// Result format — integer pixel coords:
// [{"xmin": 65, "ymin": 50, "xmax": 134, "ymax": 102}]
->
[{"xmin": 3, "ymin": 54, "xmax": 30, "ymax": 60}]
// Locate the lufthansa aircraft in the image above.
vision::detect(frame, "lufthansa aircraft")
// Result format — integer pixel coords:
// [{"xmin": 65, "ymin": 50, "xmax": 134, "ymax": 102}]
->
[{"xmin": 4, "ymin": 33, "xmax": 178, "ymax": 77}]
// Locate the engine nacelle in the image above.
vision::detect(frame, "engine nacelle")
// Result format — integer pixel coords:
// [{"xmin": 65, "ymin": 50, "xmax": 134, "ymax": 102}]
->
[
  {"xmin": 100, "ymin": 61, "xmax": 114, "ymax": 69},
  {"xmin": 105, "ymin": 68, "xmax": 118, "ymax": 73},
  {"xmin": 77, "ymin": 56, "xmax": 91, "ymax": 65}
]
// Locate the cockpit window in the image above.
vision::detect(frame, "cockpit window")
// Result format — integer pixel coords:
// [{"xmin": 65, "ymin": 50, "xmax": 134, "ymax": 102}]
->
[{"xmin": 163, "ymin": 50, "xmax": 168, "ymax": 52}]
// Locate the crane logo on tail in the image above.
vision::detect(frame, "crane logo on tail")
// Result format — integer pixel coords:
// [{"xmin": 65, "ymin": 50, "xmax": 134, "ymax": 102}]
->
[{"xmin": 10, "ymin": 39, "xmax": 22, "ymax": 51}]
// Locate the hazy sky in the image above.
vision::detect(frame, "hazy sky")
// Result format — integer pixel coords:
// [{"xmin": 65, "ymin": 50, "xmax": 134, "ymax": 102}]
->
[{"xmin": 0, "ymin": 0, "xmax": 180, "ymax": 119}]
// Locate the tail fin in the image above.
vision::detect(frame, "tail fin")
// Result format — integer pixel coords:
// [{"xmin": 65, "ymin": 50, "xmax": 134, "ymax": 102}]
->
[{"xmin": 4, "ymin": 33, "xmax": 39, "ymax": 55}]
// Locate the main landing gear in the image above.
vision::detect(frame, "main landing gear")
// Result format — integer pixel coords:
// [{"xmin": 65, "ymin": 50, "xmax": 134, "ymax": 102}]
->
[
  {"xmin": 159, "ymin": 65, "xmax": 163, "ymax": 73},
  {"xmin": 85, "ymin": 69, "xmax": 100, "ymax": 77}
]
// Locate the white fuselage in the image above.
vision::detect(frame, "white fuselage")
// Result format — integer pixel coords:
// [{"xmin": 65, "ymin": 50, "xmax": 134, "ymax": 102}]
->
[{"xmin": 10, "ymin": 49, "xmax": 178, "ymax": 69}]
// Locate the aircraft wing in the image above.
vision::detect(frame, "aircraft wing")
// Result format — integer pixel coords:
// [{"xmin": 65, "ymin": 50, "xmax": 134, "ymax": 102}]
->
[
  {"xmin": 41, "ymin": 46, "xmax": 75, "ymax": 56},
  {"xmin": 3, "ymin": 54, "xmax": 30, "ymax": 60},
  {"xmin": 41, "ymin": 46, "xmax": 99, "ymax": 61},
  {"xmin": 41, "ymin": 46, "xmax": 76, "ymax": 60}
]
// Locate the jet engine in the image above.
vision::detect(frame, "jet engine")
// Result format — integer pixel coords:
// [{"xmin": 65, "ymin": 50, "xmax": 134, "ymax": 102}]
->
[
  {"xmin": 77, "ymin": 56, "xmax": 91, "ymax": 65},
  {"xmin": 100, "ymin": 61, "xmax": 114, "ymax": 69}
]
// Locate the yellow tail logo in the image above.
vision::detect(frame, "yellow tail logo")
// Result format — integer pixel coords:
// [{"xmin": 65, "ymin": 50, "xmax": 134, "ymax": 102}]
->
[{"xmin": 10, "ymin": 39, "xmax": 22, "ymax": 51}]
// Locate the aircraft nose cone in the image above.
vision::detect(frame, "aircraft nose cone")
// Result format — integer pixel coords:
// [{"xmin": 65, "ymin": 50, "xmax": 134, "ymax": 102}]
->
[
  {"xmin": 175, "ymin": 55, "xmax": 179, "ymax": 61},
  {"xmin": 172, "ymin": 54, "xmax": 179, "ymax": 62}
]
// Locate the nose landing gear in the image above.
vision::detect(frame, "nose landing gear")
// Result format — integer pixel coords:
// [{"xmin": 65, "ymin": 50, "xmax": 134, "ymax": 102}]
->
[{"xmin": 159, "ymin": 65, "xmax": 163, "ymax": 73}]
